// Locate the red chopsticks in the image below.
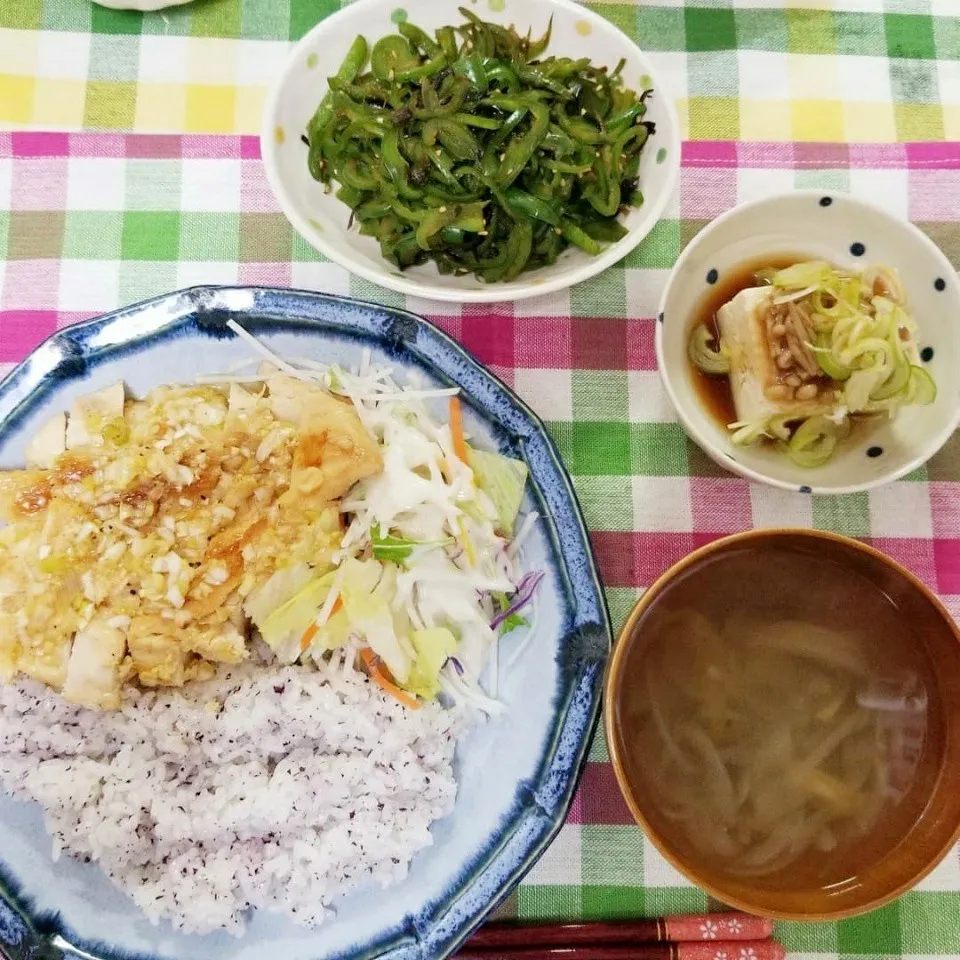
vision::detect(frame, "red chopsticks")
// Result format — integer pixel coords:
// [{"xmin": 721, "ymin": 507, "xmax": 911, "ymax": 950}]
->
[{"xmin": 460, "ymin": 912, "xmax": 783, "ymax": 960}]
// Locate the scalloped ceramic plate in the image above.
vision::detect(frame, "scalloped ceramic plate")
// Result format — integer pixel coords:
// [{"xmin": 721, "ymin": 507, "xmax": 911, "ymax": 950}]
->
[
  {"xmin": 656, "ymin": 191, "xmax": 960, "ymax": 495},
  {"xmin": 0, "ymin": 288, "xmax": 610, "ymax": 960},
  {"xmin": 261, "ymin": 0, "xmax": 681, "ymax": 303}
]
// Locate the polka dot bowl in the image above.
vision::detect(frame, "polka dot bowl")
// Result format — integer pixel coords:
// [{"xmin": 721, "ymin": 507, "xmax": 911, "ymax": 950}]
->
[
  {"xmin": 656, "ymin": 191, "xmax": 960, "ymax": 495},
  {"xmin": 261, "ymin": 0, "xmax": 680, "ymax": 303}
]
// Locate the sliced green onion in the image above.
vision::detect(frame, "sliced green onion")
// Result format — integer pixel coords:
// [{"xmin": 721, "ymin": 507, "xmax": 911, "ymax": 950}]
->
[
  {"xmin": 729, "ymin": 418, "xmax": 771, "ymax": 446},
  {"xmin": 908, "ymin": 366, "xmax": 936, "ymax": 405},
  {"xmin": 688, "ymin": 324, "xmax": 730, "ymax": 375},
  {"xmin": 870, "ymin": 351, "xmax": 911, "ymax": 401},
  {"xmin": 811, "ymin": 334, "xmax": 852, "ymax": 381},
  {"xmin": 787, "ymin": 415, "xmax": 842, "ymax": 468}
]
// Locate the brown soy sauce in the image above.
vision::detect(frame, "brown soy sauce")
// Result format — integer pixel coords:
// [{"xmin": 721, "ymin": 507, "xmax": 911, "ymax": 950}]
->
[{"xmin": 689, "ymin": 256, "xmax": 802, "ymax": 428}]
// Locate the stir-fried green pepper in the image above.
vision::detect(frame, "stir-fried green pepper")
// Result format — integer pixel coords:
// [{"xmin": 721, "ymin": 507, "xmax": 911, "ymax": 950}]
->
[{"xmin": 302, "ymin": 9, "xmax": 655, "ymax": 282}]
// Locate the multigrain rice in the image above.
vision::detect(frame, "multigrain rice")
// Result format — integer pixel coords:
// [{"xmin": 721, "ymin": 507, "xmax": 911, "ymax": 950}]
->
[{"xmin": 0, "ymin": 651, "xmax": 460, "ymax": 934}]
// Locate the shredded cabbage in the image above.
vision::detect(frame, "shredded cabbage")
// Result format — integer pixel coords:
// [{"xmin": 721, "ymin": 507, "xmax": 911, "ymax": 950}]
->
[{"xmin": 219, "ymin": 329, "xmax": 544, "ymax": 714}]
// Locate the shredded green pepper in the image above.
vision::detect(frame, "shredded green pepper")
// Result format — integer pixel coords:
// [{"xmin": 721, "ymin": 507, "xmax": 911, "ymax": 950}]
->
[{"xmin": 303, "ymin": 9, "xmax": 655, "ymax": 282}]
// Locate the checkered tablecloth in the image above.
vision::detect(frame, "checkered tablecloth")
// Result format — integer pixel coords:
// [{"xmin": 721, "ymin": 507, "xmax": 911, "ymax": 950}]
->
[{"xmin": 1, "ymin": 0, "xmax": 959, "ymax": 957}]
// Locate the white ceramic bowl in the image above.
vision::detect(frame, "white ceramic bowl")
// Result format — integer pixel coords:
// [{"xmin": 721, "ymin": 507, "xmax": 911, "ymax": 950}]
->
[
  {"xmin": 261, "ymin": 0, "xmax": 680, "ymax": 303},
  {"xmin": 656, "ymin": 191, "xmax": 960, "ymax": 495}
]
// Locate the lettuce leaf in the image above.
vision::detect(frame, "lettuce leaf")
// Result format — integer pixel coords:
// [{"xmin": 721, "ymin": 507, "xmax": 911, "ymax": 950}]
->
[{"xmin": 467, "ymin": 446, "xmax": 528, "ymax": 535}]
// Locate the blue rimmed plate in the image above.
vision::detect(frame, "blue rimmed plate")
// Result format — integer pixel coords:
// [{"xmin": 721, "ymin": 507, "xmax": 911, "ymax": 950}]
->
[{"xmin": 0, "ymin": 287, "xmax": 610, "ymax": 960}]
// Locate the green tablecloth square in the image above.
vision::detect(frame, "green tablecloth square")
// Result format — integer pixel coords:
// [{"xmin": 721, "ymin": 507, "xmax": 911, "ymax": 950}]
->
[
  {"xmin": 630, "ymin": 424, "xmax": 689, "ymax": 477},
  {"xmin": 191, "ymin": 0, "xmax": 242, "ymax": 39},
  {"xmin": 588, "ymin": 2, "xmax": 639, "ymax": 46},
  {"xmin": 837, "ymin": 900, "xmax": 902, "ymax": 955},
  {"xmin": 642, "ymin": 886, "xmax": 709, "ymax": 916},
  {"xmin": 126, "ymin": 161, "xmax": 182, "ymax": 212},
  {"xmin": 582, "ymin": 825, "xmax": 646, "ymax": 886},
  {"xmin": 0, "ymin": 0, "xmax": 40, "ymax": 30},
  {"xmin": 570, "ymin": 269, "xmax": 628, "ymax": 318},
  {"xmin": 573, "ymin": 476, "xmax": 634, "ymax": 533},
  {"xmin": 588, "ymin": 725, "xmax": 610, "ymax": 764},
  {"xmin": 630, "ymin": 5, "xmax": 686, "ymax": 52},
  {"xmin": 89, "ymin": 3, "xmax": 141, "ymax": 36},
  {"xmin": 240, "ymin": 0, "xmax": 290, "ymax": 40},
  {"xmin": 785, "ymin": 8, "xmax": 836, "ymax": 55},
  {"xmin": 899, "ymin": 892, "xmax": 960, "ymax": 953},
  {"xmin": 582, "ymin": 886, "xmax": 646, "ymax": 919},
  {"xmin": 44, "ymin": 3, "xmax": 91, "ymax": 31},
  {"xmin": 890, "ymin": 58, "xmax": 942, "ymax": 104},
  {"xmin": 140, "ymin": 3, "xmax": 190, "ymax": 36},
  {"xmin": 179, "ymin": 211, "xmax": 240, "ymax": 261},
  {"xmin": 291, "ymin": 229, "xmax": 326, "ymax": 263},
  {"xmin": 121, "ymin": 210, "xmax": 180, "ymax": 261},
  {"xmin": 811, "ymin": 492, "xmax": 872, "ymax": 537},
  {"xmin": 933, "ymin": 16, "xmax": 960, "ymax": 61},
  {"xmin": 517, "ymin": 885, "xmax": 582, "ymax": 921},
  {"xmin": 348, "ymin": 274, "xmax": 404, "ymax": 307},
  {"xmin": 88, "ymin": 32, "xmax": 141, "ymax": 83},
  {"xmin": 572, "ymin": 371, "xmax": 631, "ymax": 422},
  {"xmin": 685, "ymin": 436, "xmax": 729, "ymax": 479},
  {"xmin": 885, "ymin": 12, "xmax": 938, "ymax": 60},
  {"xmin": 0, "ymin": 212, "xmax": 8, "ymax": 263},
  {"xmin": 776, "ymin": 920, "xmax": 839, "ymax": 953},
  {"xmin": 118, "ymin": 258, "xmax": 178, "ymax": 302},
  {"xmin": 570, "ymin": 422, "xmax": 633, "ymax": 476},
  {"xmin": 627, "ymin": 219, "xmax": 681, "ymax": 270},
  {"xmin": 290, "ymin": 0, "xmax": 343, "ymax": 40},
  {"xmin": 688, "ymin": 51, "xmax": 740, "ymax": 98},
  {"xmin": 63, "ymin": 211, "xmax": 121, "ymax": 260},
  {"xmin": 832, "ymin": 11, "xmax": 889, "ymax": 57},
  {"xmin": 794, "ymin": 169, "xmax": 851, "ymax": 192},
  {"xmin": 733, "ymin": 9, "xmax": 789, "ymax": 52},
  {"xmin": 684, "ymin": 7, "xmax": 736, "ymax": 53}
]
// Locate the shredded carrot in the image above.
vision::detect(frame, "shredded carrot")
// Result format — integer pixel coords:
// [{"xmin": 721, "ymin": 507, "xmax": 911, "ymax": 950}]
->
[
  {"xmin": 449, "ymin": 396, "xmax": 468, "ymax": 463},
  {"xmin": 298, "ymin": 597, "xmax": 343, "ymax": 652},
  {"xmin": 299, "ymin": 622, "xmax": 319, "ymax": 652},
  {"xmin": 359, "ymin": 647, "xmax": 421, "ymax": 710}
]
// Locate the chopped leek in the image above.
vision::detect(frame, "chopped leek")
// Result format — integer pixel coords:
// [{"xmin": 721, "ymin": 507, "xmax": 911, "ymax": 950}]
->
[
  {"xmin": 786, "ymin": 415, "xmax": 843, "ymax": 468},
  {"xmin": 688, "ymin": 324, "xmax": 730, "ymax": 375},
  {"xmin": 908, "ymin": 365, "xmax": 936, "ymax": 405}
]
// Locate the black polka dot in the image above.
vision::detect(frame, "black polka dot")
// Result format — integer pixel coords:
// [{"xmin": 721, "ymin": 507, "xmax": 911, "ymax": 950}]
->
[
  {"xmin": 706, "ymin": 268, "xmax": 718, "ymax": 284},
  {"xmin": 819, "ymin": 197, "xmax": 832, "ymax": 207},
  {"xmin": 867, "ymin": 446, "xmax": 883, "ymax": 458},
  {"xmin": 657, "ymin": 311, "xmax": 664, "ymax": 324},
  {"xmin": 934, "ymin": 277, "xmax": 946, "ymax": 292},
  {"xmin": 799, "ymin": 485, "xmax": 812, "ymax": 494},
  {"xmin": 850, "ymin": 242, "xmax": 865, "ymax": 257},
  {"xmin": 921, "ymin": 346, "xmax": 934, "ymax": 362}
]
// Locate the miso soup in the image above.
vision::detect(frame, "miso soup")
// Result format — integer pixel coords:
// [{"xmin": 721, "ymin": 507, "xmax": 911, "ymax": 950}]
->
[{"xmin": 619, "ymin": 541, "xmax": 942, "ymax": 893}]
